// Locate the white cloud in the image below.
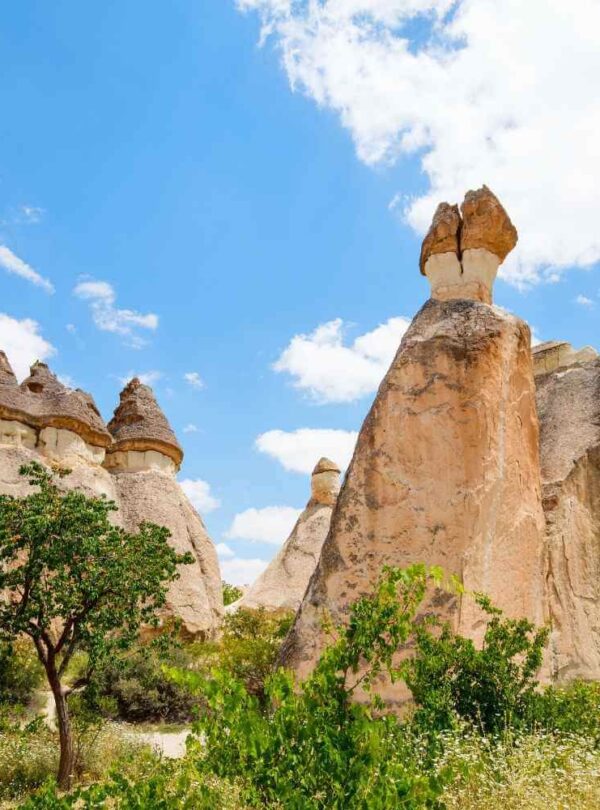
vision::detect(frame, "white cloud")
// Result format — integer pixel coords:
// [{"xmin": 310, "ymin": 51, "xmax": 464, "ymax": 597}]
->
[
  {"xmin": 0, "ymin": 246, "xmax": 54, "ymax": 293},
  {"xmin": 274, "ymin": 316, "xmax": 410, "ymax": 403},
  {"xmin": 226, "ymin": 505, "xmax": 302, "ymax": 545},
  {"xmin": 216, "ymin": 542, "xmax": 235, "ymax": 559},
  {"xmin": 239, "ymin": 0, "xmax": 600, "ymax": 286},
  {"xmin": 256, "ymin": 427, "xmax": 357, "ymax": 473},
  {"xmin": 220, "ymin": 556, "xmax": 268, "ymax": 587},
  {"xmin": 118, "ymin": 370, "xmax": 163, "ymax": 387},
  {"xmin": 180, "ymin": 478, "xmax": 221, "ymax": 513},
  {"xmin": 0, "ymin": 314, "xmax": 56, "ymax": 381},
  {"xmin": 19, "ymin": 205, "xmax": 44, "ymax": 224},
  {"xmin": 184, "ymin": 371, "xmax": 204, "ymax": 390},
  {"xmin": 183, "ymin": 423, "xmax": 199, "ymax": 433},
  {"xmin": 73, "ymin": 279, "xmax": 158, "ymax": 347},
  {"xmin": 530, "ymin": 327, "xmax": 542, "ymax": 347},
  {"xmin": 57, "ymin": 374, "xmax": 76, "ymax": 388},
  {"xmin": 575, "ymin": 294, "xmax": 595, "ymax": 308}
]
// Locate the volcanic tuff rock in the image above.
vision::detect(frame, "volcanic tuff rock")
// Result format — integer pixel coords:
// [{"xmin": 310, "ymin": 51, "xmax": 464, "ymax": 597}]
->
[
  {"xmin": 281, "ymin": 190, "xmax": 547, "ymax": 703},
  {"xmin": 420, "ymin": 186, "xmax": 518, "ymax": 305},
  {"xmin": 534, "ymin": 344, "xmax": 600, "ymax": 680},
  {"xmin": 231, "ymin": 458, "xmax": 341, "ymax": 613},
  {"xmin": 0, "ymin": 357, "xmax": 222, "ymax": 637},
  {"xmin": 107, "ymin": 378, "xmax": 222, "ymax": 636}
]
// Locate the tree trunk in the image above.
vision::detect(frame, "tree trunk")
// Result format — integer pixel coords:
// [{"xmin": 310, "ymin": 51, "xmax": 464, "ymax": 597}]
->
[{"xmin": 48, "ymin": 669, "xmax": 74, "ymax": 790}]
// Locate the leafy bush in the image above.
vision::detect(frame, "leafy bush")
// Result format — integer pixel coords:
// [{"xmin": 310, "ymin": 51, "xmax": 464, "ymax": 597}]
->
[
  {"xmin": 175, "ymin": 565, "xmax": 453, "ymax": 809},
  {"xmin": 403, "ymin": 593, "xmax": 549, "ymax": 734},
  {"xmin": 222, "ymin": 581, "xmax": 243, "ymax": 606},
  {"xmin": 84, "ymin": 643, "xmax": 199, "ymax": 723},
  {"xmin": 0, "ymin": 638, "xmax": 44, "ymax": 706},
  {"xmin": 528, "ymin": 680, "xmax": 600, "ymax": 738}
]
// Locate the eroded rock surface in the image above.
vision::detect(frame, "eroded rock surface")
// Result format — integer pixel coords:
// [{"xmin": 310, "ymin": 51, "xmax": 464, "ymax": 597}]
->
[
  {"xmin": 232, "ymin": 458, "xmax": 341, "ymax": 612},
  {"xmin": 535, "ymin": 346, "xmax": 600, "ymax": 680},
  {"xmin": 281, "ymin": 192, "xmax": 546, "ymax": 703},
  {"xmin": 0, "ymin": 357, "xmax": 223, "ymax": 638}
]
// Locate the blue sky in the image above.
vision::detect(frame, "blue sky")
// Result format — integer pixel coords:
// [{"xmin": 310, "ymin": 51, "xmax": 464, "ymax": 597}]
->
[{"xmin": 1, "ymin": 1, "xmax": 598, "ymax": 583}]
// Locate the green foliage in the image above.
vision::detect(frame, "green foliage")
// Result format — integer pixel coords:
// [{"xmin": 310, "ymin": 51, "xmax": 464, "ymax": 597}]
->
[
  {"xmin": 403, "ymin": 593, "xmax": 549, "ymax": 734},
  {"xmin": 0, "ymin": 638, "xmax": 43, "ymax": 706},
  {"xmin": 84, "ymin": 642, "xmax": 199, "ymax": 723},
  {"xmin": 222, "ymin": 581, "xmax": 243, "ymax": 606},
  {"xmin": 0, "ymin": 462, "xmax": 193, "ymax": 787},
  {"xmin": 528, "ymin": 680, "xmax": 600, "ymax": 738},
  {"xmin": 178, "ymin": 565, "xmax": 451, "ymax": 809}
]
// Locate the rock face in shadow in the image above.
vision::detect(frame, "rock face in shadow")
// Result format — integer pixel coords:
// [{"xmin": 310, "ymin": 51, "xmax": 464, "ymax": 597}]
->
[
  {"xmin": 0, "ymin": 358, "xmax": 223, "ymax": 638},
  {"xmin": 281, "ymin": 189, "xmax": 547, "ymax": 703},
  {"xmin": 231, "ymin": 458, "xmax": 341, "ymax": 612},
  {"xmin": 534, "ymin": 344, "xmax": 600, "ymax": 680}
]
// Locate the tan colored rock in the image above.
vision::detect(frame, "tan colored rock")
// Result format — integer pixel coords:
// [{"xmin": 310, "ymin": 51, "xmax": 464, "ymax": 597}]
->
[
  {"xmin": 421, "ymin": 187, "xmax": 517, "ymax": 305},
  {"xmin": 419, "ymin": 203, "xmax": 461, "ymax": 274},
  {"xmin": 106, "ymin": 378, "xmax": 182, "ymax": 468},
  {"xmin": 232, "ymin": 459, "xmax": 341, "ymax": 613},
  {"xmin": 106, "ymin": 380, "xmax": 223, "ymax": 637},
  {"xmin": 535, "ymin": 349, "xmax": 600, "ymax": 680},
  {"xmin": 532, "ymin": 340, "xmax": 598, "ymax": 377},
  {"xmin": 281, "ymin": 297, "xmax": 547, "ymax": 704},
  {"xmin": 460, "ymin": 185, "xmax": 518, "ymax": 261}
]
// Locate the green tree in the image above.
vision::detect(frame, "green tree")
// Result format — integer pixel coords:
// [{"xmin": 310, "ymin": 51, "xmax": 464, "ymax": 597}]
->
[
  {"xmin": 222, "ymin": 581, "xmax": 242, "ymax": 607},
  {"xmin": 0, "ymin": 462, "xmax": 192, "ymax": 789}
]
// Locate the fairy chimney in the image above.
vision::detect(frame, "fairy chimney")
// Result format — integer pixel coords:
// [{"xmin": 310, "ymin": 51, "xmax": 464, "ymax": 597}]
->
[
  {"xmin": 231, "ymin": 458, "xmax": 341, "ymax": 613},
  {"xmin": 281, "ymin": 189, "xmax": 546, "ymax": 704},
  {"xmin": 105, "ymin": 378, "xmax": 223, "ymax": 637},
  {"xmin": 420, "ymin": 186, "xmax": 517, "ymax": 304}
]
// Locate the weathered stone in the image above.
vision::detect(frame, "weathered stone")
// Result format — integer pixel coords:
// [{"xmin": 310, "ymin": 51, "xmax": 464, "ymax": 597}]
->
[
  {"xmin": 107, "ymin": 378, "xmax": 183, "ymax": 468},
  {"xmin": 419, "ymin": 203, "xmax": 461, "ymax": 274},
  {"xmin": 0, "ymin": 352, "xmax": 17, "ymax": 386},
  {"xmin": 106, "ymin": 379, "xmax": 223, "ymax": 637},
  {"xmin": 232, "ymin": 459, "xmax": 341, "ymax": 612},
  {"xmin": 533, "ymin": 340, "xmax": 598, "ymax": 376},
  {"xmin": 421, "ymin": 188, "xmax": 518, "ymax": 305},
  {"xmin": 536, "ymin": 350, "xmax": 600, "ymax": 680},
  {"xmin": 281, "ymin": 298, "xmax": 547, "ymax": 704}
]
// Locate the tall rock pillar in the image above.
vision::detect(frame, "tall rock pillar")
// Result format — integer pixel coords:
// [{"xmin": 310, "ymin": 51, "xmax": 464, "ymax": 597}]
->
[
  {"xmin": 105, "ymin": 378, "xmax": 223, "ymax": 638},
  {"xmin": 281, "ymin": 188, "xmax": 547, "ymax": 702}
]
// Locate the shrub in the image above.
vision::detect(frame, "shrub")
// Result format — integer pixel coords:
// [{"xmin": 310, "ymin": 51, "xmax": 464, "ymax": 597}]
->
[
  {"xmin": 175, "ymin": 565, "xmax": 453, "ymax": 809},
  {"xmin": 222, "ymin": 581, "xmax": 243, "ymax": 606},
  {"xmin": 403, "ymin": 593, "xmax": 549, "ymax": 734},
  {"xmin": 84, "ymin": 643, "xmax": 199, "ymax": 723},
  {"xmin": 0, "ymin": 638, "xmax": 44, "ymax": 706},
  {"xmin": 528, "ymin": 680, "xmax": 600, "ymax": 738}
]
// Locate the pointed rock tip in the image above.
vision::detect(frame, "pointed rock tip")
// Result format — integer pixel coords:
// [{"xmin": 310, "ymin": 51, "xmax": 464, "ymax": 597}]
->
[
  {"xmin": 419, "ymin": 202, "xmax": 461, "ymax": 275},
  {"xmin": 0, "ymin": 350, "xmax": 17, "ymax": 385}
]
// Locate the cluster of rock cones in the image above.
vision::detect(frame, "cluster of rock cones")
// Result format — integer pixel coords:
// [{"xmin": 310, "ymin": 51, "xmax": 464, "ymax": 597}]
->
[{"xmin": 1, "ymin": 186, "xmax": 598, "ymax": 698}]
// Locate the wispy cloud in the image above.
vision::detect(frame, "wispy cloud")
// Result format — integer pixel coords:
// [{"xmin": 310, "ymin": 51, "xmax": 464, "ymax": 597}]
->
[
  {"xmin": 0, "ymin": 246, "xmax": 54, "ymax": 293},
  {"xmin": 19, "ymin": 205, "xmax": 44, "ymax": 224},
  {"xmin": 226, "ymin": 505, "xmax": 302, "ymax": 545},
  {"xmin": 239, "ymin": 0, "xmax": 600, "ymax": 286},
  {"xmin": 184, "ymin": 371, "xmax": 204, "ymax": 390},
  {"xmin": 180, "ymin": 478, "xmax": 221, "ymax": 514},
  {"xmin": 575, "ymin": 294, "xmax": 595, "ymax": 308},
  {"xmin": 274, "ymin": 317, "xmax": 410, "ymax": 403},
  {"xmin": 183, "ymin": 423, "xmax": 199, "ymax": 434},
  {"xmin": 256, "ymin": 427, "xmax": 357, "ymax": 474},
  {"xmin": 0, "ymin": 314, "xmax": 56, "ymax": 381},
  {"xmin": 73, "ymin": 279, "xmax": 158, "ymax": 347}
]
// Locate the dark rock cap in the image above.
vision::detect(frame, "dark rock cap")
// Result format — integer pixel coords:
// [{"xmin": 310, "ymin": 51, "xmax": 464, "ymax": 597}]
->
[
  {"xmin": 0, "ymin": 358, "xmax": 111, "ymax": 447},
  {"xmin": 312, "ymin": 457, "xmax": 341, "ymax": 475},
  {"xmin": 107, "ymin": 377, "xmax": 183, "ymax": 467},
  {"xmin": 419, "ymin": 202, "xmax": 461, "ymax": 275}
]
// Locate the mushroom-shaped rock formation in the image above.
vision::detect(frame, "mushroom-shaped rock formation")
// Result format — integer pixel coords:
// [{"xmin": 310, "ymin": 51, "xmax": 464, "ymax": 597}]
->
[
  {"xmin": 105, "ymin": 378, "xmax": 223, "ymax": 637},
  {"xmin": 0, "ymin": 356, "xmax": 116, "ymax": 499},
  {"xmin": 105, "ymin": 378, "xmax": 183, "ymax": 473},
  {"xmin": 421, "ymin": 186, "xmax": 517, "ymax": 305},
  {"xmin": 280, "ymin": 192, "xmax": 546, "ymax": 705},
  {"xmin": 535, "ymin": 342, "xmax": 600, "ymax": 680},
  {"xmin": 231, "ymin": 458, "xmax": 341, "ymax": 613}
]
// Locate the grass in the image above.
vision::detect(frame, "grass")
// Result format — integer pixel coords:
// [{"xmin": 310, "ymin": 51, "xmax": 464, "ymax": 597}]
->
[{"xmin": 440, "ymin": 729, "xmax": 600, "ymax": 810}]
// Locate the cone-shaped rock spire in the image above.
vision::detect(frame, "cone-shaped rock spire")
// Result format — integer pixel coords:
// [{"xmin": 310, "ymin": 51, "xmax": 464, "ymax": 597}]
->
[
  {"xmin": 107, "ymin": 377, "xmax": 183, "ymax": 467},
  {"xmin": 231, "ymin": 457, "xmax": 341, "ymax": 613}
]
